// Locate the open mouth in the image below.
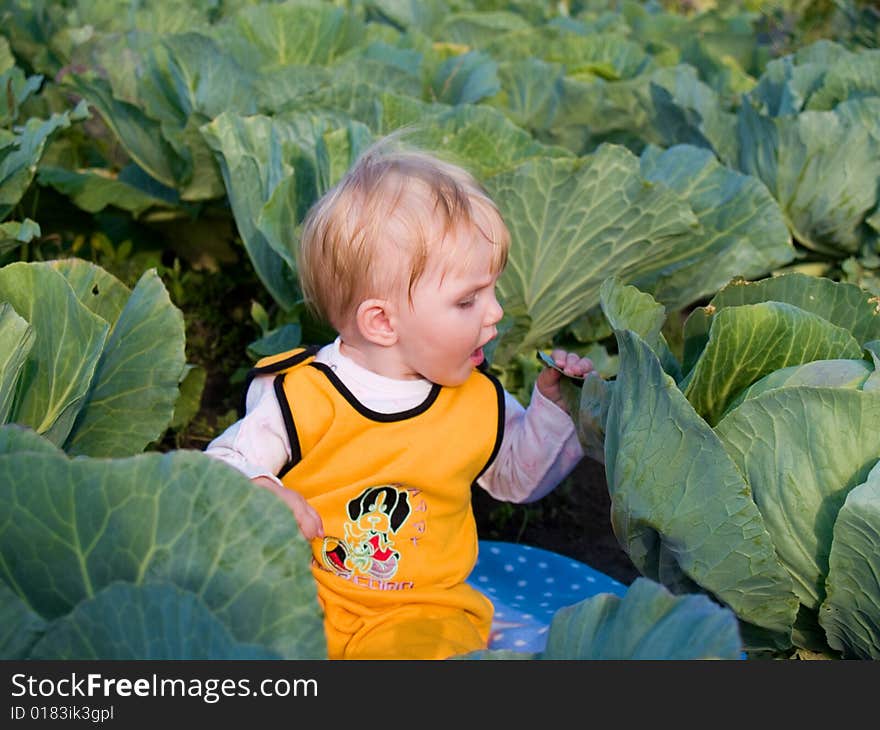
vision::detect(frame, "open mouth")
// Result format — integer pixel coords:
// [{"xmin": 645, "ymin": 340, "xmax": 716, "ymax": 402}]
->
[{"xmin": 470, "ymin": 330, "xmax": 496, "ymax": 367}]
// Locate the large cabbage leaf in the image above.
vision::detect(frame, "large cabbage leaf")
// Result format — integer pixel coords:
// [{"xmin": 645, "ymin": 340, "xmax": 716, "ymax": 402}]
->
[
  {"xmin": 0, "ymin": 219, "xmax": 41, "ymax": 252},
  {"xmin": 0, "ymin": 62, "xmax": 43, "ymax": 127},
  {"xmin": 210, "ymin": 0, "xmax": 365, "ymax": 71},
  {"xmin": 623, "ymin": 4, "xmax": 761, "ymax": 94},
  {"xmin": 542, "ymin": 64, "xmax": 738, "ymax": 158},
  {"xmin": 364, "ymin": 0, "xmax": 448, "ymax": 34},
  {"xmin": 288, "ymin": 84, "xmax": 572, "ymax": 178},
  {"xmin": 255, "ymin": 58, "xmax": 422, "ymax": 116},
  {"xmin": 1, "ymin": 101, "xmax": 88, "ymax": 221},
  {"xmin": 747, "ymin": 40, "xmax": 880, "ymax": 116},
  {"xmin": 0, "ymin": 423, "xmax": 61, "ymax": 455},
  {"xmin": 0, "ymin": 262, "xmax": 109, "ymax": 445},
  {"xmin": 36, "ymin": 164, "xmax": 179, "ymax": 217},
  {"xmin": 462, "ymin": 577, "xmax": 743, "ymax": 660},
  {"xmin": 0, "ymin": 261, "xmax": 187, "ymax": 456},
  {"xmin": 736, "ymin": 97, "xmax": 880, "ymax": 257},
  {"xmin": 637, "ymin": 144, "xmax": 794, "ymax": 309},
  {"xmin": 484, "ymin": 27, "xmax": 652, "ymax": 81},
  {"xmin": 683, "ymin": 302, "xmax": 862, "ymax": 425},
  {"xmin": 487, "ymin": 58, "xmax": 566, "ymax": 134},
  {"xmin": 30, "ymin": 582, "xmax": 281, "ymax": 660},
  {"xmin": 201, "ymin": 110, "xmax": 371, "ymax": 311},
  {"xmin": 488, "ymin": 145, "xmax": 699, "ymax": 357},
  {"xmin": 571, "ymin": 276, "xmax": 675, "ymax": 466},
  {"xmin": 438, "ymin": 11, "xmax": 533, "ymax": 50},
  {"xmin": 682, "ymin": 273, "xmax": 880, "ymax": 374},
  {"xmin": 805, "ymin": 48, "xmax": 880, "ymax": 112},
  {"xmin": 395, "ymin": 103, "xmax": 573, "ymax": 179},
  {"xmin": 63, "ymin": 74, "xmax": 183, "ymax": 191},
  {"xmin": 746, "ymin": 40, "xmax": 851, "ymax": 117},
  {"xmin": 598, "ymin": 276, "xmax": 679, "ymax": 379},
  {"xmin": 0, "ymin": 303, "xmax": 33, "ymax": 424},
  {"xmin": 134, "ymin": 32, "xmax": 256, "ymax": 201},
  {"xmin": 488, "ymin": 142, "xmax": 792, "ymax": 359},
  {"xmin": 66, "ymin": 30, "xmax": 256, "ymax": 202},
  {"xmin": 716, "ymin": 387, "xmax": 880, "ymax": 640},
  {"xmin": 542, "ymin": 578, "xmax": 742, "ymax": 660},
  {"xmin": 604, "ymin": 328, "xmax": 798, "ymax": 641},
  {"xmin": 0, "ymin": 436, "xmax": 325, "ymax": 659},
  {"xmin": 820, "ymin": 461, "xmax": 880, "ymax": 659},
  {"xmin": 62, "ymin": 267, "xmax": 186, "ymax": 457},
  {"xmin": 431, "ymin": 50, "xmax": 500, "ymax": 106},
  {"xmin": 724, "ymin": 359, "xmax": 873, "ymax": 416},
  {"xmin": 50, "ymin": 258, "xmax": 132, "ymax": 324},
  {"xmin": 645, "ymin": 68, "xmax": 739, "ymax": 165},
  {"xmin": 0, "ymin": 580, "xmax": 46, "ymax": 660}
]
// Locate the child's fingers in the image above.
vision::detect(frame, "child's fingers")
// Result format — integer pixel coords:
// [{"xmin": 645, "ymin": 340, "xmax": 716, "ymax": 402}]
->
[
  {"xmin": 295, "ymin": 504, "xmax": 324, "ymax": 541},
  {"xmin": 251, "ymin": 477, "xmax": 325, "ymax": 541},
  {"xmin": 294, "ymin": 505, "xmax": 324, "ymax": 540},
  {"xmin": 281, "ymin": 490, "xmax": 323, "ymax": 540},
  {"xmin": 571, "ymin": 356, "xmax": 595, "ymax": 376},
  {"xmin": 551, "ymin": 350, "xmax": 595, "ymax": 376},
  {"xmin": 537, "ymin": 362, "xmax": 562, "ymax": 390}
]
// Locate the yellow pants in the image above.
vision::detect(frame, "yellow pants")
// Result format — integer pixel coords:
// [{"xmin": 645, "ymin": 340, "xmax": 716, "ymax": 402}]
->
[{"xmin": 318, "ymin": 585, "xmax": 492, "ymax": 660}]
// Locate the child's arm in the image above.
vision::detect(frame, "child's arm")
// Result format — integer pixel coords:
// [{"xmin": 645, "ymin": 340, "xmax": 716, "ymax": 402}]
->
[
  {"xmin": 250, "ymin": 476, "xmax": 324, "ymax": 540},
  {"xmin": 477, "ymin": 350, "xmax": 595, "ymax": 503},
  {"xmin": 204, "ymin": 375, "xmax": 324, "ymax": 540}
]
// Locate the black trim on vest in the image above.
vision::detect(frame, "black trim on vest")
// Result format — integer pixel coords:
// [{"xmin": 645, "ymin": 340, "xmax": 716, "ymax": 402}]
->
[
  {"xmin": 274, "ymin": 374, "xmax": 302, "ymax": 479},
  {"xmin": 308, "ymin": 361, "xmax": 442, "ymax": 422},
  {"xmin": 472, "ymin": 369, "xmax": 505, "ymax": 484},
  {"xmin": 238, "ymin": 345, "xmax": 321, "ymax": 418}
]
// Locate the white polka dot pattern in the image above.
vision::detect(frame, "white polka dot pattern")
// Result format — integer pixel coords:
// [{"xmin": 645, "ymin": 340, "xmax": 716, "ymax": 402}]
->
[{"xmin": 466, "ymin": 540, "xmax": 627, "ymax": 653}]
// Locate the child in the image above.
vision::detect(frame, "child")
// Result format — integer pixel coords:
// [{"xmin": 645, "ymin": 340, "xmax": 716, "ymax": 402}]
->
[{"xmin": 205, "ymin": 140, "xmax": 594, "ymax": 660}]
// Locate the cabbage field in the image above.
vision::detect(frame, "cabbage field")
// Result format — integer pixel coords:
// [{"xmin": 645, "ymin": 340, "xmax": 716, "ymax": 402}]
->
[{"xmin": 2, "ymin": 0, "xmax": 880, "ymax": 660}]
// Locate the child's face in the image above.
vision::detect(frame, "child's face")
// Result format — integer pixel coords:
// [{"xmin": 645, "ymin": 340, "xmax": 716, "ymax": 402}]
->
[{"xmin": 393, "ymin": 225, "xmax": 504, "ymax": 386}]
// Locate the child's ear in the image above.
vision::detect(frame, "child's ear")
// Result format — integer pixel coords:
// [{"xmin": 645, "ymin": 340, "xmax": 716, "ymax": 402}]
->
[{"xmin": 355, "ymin": 299, "xmax": 398, "ymax": 346}]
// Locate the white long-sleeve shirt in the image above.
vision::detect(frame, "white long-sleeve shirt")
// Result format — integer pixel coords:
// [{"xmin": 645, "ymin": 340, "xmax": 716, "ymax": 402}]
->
[{"xmin": 205, "ymin": 339, "xmax": 584, "ymax": 503}]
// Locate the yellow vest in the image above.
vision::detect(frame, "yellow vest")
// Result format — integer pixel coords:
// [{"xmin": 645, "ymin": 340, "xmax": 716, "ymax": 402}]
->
[{"xmin": 249, "ymin": 346, "xmax": 503, "ymax": 657}]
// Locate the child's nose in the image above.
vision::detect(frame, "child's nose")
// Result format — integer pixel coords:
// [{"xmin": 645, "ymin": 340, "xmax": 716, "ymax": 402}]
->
[{"xmin": 486, "ymin": 294, "xmax": 503, "ymax": 326}]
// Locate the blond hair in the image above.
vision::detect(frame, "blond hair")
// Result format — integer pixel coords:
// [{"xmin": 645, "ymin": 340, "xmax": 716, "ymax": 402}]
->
[{"xmin": 296, "ymin": 137, "xmax": 510, "ymax": 330}]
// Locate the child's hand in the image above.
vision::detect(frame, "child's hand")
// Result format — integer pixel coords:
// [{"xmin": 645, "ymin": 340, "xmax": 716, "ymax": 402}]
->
[
  {"xmin": 251, "ymin": 476, "xmax": 324, "ymax": 541},
  {"xmin": 536, "ymin": 349, "xmax": 596, "ymax": 416}
]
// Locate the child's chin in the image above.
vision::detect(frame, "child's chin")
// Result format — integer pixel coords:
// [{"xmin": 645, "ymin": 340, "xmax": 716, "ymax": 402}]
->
[{"xmin": 433, "ymin": 369, "xmax": 472, "ymax": 387}]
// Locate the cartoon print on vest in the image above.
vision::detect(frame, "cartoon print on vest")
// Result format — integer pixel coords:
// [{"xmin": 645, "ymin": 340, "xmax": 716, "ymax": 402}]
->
[{"xmin": 320, "ymin": 484, "xmax": 412, "ymax": 580}]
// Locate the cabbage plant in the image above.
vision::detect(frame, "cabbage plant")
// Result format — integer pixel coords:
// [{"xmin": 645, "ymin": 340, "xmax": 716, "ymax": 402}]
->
[
  {"xmin": 0, "ymin": 37, "xmax": 87, "ymax": 250},
  {"xmin": 487, "ymin": 141, "xmax": 794, "ymax": 360},
  {"xmin": 590, "ymin": 274, "xmax": 880, "ymax": 658},
  {"xmin": 0, "ymin": 422, "xmax": 742, "ymax": 661},
  {"xmin": 657, "ymin": 40, "xmax": 880, "ymax": 275},
  {"xmin": 462, "ymin": 577, "xmax": 743, "ymax": 660},
  {"xmin": 0, "ymin": 425, "xmax": 325, "ymax": 659},
  {"xmin": 32, "ymin": 0, "xmax": 797, "ymax": 349},
  {"xmin": 0, "ymin": 259, "xmax": 188, "ymax": 456}
]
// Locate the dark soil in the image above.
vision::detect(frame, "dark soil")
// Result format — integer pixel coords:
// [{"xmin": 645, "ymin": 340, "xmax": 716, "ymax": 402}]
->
[{"xmin": 471, "ymin": 456, "xmax": 640, "ymax": 586}]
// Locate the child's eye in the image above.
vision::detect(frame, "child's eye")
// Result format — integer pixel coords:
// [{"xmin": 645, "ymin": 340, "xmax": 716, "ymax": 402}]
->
[{"xmin": 457, "ymin": 298, "xmax": 475, "ymax": 308}]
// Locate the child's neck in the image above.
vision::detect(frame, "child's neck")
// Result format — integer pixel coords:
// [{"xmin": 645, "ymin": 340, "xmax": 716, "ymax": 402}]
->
[{"xmin": 337, "ymin": 337, "xmax": 422, "ymax": 381}]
